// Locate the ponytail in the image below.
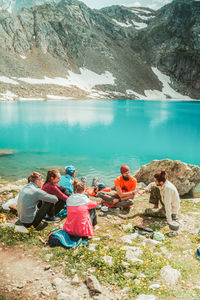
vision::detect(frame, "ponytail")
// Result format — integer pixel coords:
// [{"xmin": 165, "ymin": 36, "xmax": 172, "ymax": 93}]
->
[
  {"xmin": 73, "ymin": 179, "xmax": 85, "ymax": 193},
  {"xmin": 45, "ymin": 170, "xmax": 59, "ymax": 184}
]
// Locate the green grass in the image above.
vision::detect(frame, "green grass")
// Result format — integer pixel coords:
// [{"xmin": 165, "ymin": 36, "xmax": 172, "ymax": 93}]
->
[{"xmin": 0, "ymin": 185, "xmax": 200, "ymax": 299}]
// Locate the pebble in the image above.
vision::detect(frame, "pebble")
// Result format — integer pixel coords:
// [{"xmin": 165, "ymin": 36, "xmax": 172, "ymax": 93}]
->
[
  {"xmin": 149, "ymin": 284, "xmax": 160, "ymax": 290},
  {"xmin": 71, "ymin": 274, "xmax": 80, "ymax": 285},
  {"xmin": 45, "ymin": 253, "xmax": 53, "ymax": 261},
  {"xmin": 41, "ymin": 291, "xmax": 50, "ymax": 296},
  {"xmin": 44, "ymin": 265, "xmax": 51, "ymax": 271}
]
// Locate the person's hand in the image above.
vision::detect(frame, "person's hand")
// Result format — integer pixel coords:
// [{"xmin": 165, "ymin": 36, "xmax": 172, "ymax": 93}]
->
[
  {"xmin": 138, "ymin": 190, "xmax": 146, "ymax": 195},
  {"xmin": 113, "ymin": 198, "xmax": 119, "ymax": 204}
]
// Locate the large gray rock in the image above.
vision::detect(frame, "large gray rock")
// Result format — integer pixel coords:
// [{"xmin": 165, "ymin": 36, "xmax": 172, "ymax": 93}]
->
[{"xmin": 134, "ymin": 159, "xmax": 200, "ymax": 196}]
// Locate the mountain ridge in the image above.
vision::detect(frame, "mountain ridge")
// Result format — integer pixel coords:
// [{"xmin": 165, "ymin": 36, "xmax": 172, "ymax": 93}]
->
[{"xmin": 0, "ymin": 0, "xmax": 199, "ymax": 101}]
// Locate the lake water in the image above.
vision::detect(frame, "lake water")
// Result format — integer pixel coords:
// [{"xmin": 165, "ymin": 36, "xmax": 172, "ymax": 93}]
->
[{"xmin": 0, "ymin": 100, "xmax": 200, "ymax": 186}]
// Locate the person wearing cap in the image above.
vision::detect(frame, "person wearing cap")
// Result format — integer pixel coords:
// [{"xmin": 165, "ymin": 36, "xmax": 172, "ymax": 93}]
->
[
  {"xmin": 59, "ymin": 165, "xmax": 76, "ymax": 195},
  {"xmin": 97, "ymin": 164, "xmax": 137, "ymax": 210}
]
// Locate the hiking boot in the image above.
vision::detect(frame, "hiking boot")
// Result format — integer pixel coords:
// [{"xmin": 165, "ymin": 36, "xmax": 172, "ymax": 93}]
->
[
  {"xmin": 172, "ymin": 214, "xmax": 178, "ymax": 221},
  {"xmin": 120, "ymin": 207, "xmax": 130, "ymax": 214},
  {"xmin": 96, "ymin": 203, "xmax": 102, "ymax": 210},
  {"xmin": 92, "ymin": 177, "xmax": 99, "ymax": 187},
  {"xmin": 81, "ymin": 176, "xmax": 87, "ymax": 185},
  {"xmin": 35, "ymin": 221, "xmax": 49, "ymax": 231},
  {"xmin": 44, "ymin": 216, "xmax": 61, "ymax": 223}
]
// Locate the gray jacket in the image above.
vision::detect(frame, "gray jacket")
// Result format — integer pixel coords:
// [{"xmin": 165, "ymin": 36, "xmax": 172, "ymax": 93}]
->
[{"xmin": 17, "ymin": 182, "xmax": 58, "ymax": 223}]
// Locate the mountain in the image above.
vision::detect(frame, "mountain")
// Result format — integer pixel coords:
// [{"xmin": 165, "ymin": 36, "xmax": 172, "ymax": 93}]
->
[
  {"xmin": 0, "ymin": 0, "xmax": 199, "ymax": 101},
  {"xmin": 0, "ymin": 0, "xmax": 59, "ymax": 14}
]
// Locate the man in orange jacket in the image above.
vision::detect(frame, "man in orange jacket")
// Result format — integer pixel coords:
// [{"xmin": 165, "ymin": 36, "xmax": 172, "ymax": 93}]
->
[{"xmin": 97, "ymin": 165, "xmax": 137, "ymax": 210}]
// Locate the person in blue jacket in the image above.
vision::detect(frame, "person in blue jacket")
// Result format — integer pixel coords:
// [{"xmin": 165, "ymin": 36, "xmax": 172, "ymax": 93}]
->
[{"xmin": 59, "ymin": 165, "xmax": 76, "ymax": 195}]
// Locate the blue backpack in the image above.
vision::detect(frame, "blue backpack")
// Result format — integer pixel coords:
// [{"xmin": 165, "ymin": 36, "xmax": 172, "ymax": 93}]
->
[
  {"xmin": 196, "ymin": 248, "xmax": 200, "ymax": 260},
  {"xmin": 48, "ymin": 229, "xmax": 88, "ymax": 249}
]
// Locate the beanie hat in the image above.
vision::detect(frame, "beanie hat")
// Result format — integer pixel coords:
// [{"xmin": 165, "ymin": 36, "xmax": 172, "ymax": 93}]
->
[
  {"xmin": 65, "ymin": 165, "xmax": 76, "ymax": 175},
  {"xmin": 120, "ymin": 165, "xmax": 130, "ymax": 174}
]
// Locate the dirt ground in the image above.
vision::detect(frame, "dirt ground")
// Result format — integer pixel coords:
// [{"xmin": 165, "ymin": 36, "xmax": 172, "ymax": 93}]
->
[{"xmin": 0, "ymin": 245, "xmax": 60, "ymax": 300}]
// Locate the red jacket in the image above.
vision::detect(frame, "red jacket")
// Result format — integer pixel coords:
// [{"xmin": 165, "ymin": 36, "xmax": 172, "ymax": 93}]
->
[{"xmin": 63, "ymin": 193, "xmax": 97, "ymax": 237}]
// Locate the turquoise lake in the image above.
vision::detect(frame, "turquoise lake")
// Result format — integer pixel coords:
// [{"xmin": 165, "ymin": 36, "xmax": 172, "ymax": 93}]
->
[{"xmin": 0, "ymin": 100, "xmax": 200, "ymax": 185}]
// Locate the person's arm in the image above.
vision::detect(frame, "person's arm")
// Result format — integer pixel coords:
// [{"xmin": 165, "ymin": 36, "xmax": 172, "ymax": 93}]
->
[
  {"xmin": 58, "ymin": 185, "xmax": 70, "ymax": 196},
  {"xmin": 53, "ymin": 185, "xmax": 68, "ymax": 202},
  {"xmin": 116, "ymin": 186, "xmax": 135, "ymax": 199},
  {"xmin": 86, "ymin": 200, "xmax": 97, "ymax": 209},
  {"xmin": 139, "ymin": 182, "xmax": 156, "ymax": 195},
  {"xmin": 163, "ymin": 188, "xmax": 172, "ymax": 223},
  {"xmin": 36, "ymin": 189, "xmax": 58, "ymax": 203}
]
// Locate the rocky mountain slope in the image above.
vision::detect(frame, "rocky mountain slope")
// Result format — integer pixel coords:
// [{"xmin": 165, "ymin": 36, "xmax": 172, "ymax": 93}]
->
[
  {"xmin": 0, "ymin": 0, "xmax": 199, "ymax": 100},
  {"xmin": 0, "ymin": 0, "xmax": 59, "ymax": 14}
]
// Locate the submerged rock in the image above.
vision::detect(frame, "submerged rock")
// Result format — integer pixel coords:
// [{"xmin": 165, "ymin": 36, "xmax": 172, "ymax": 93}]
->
[
  {"xmin": 0, "ymin": 149, "xmax": 16, "ymax": 156},
  {"xmin": 134, "ymin": 159, "xmax": 200, "ymax": 196}
]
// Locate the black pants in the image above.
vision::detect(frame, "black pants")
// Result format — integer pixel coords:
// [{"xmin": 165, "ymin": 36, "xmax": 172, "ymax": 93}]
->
[
  {"xmin": 22, "ymin": 199, "xmax": 65, "ymax": 229},
  {"xmin": 89, "ymin": 208, "xmax": 97, "ymax": 226}
]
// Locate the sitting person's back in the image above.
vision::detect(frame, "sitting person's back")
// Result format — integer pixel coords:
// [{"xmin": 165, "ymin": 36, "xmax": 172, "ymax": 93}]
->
[
  {"xmin": 17, "ymin": 172, "xmax": 58, "ymax": 228},
  {"xmin": 63, "ymin": 182, "xmax": 97, "ymax": 238},
  {"xmin": 59, "ymin": 165, "xmax": 76, "ymax": 195}
]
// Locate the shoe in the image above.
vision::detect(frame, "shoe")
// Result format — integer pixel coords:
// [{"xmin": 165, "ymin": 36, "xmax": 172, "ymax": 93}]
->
[
  {"xmin": 81, "ymin": 176, "xmax": 87, "ymax": 185},
  {"xmin": 120, "ymin": 207, "xmax": 130, "ymax": 214},
  {"xmin": 44, "ymin": 216, "xmax": 61, "ymax": 223},
  {"xmin": 35, "ymin": 221, "xmax": 49, "ymax": 231},
  {"xmin": 153, "ymin": 205, "xmax": 159, "ymax": 209},
  {"xmin": 96, "ymin": 203, "xmax": 102, "ymax": 210},
  {"xmin": 92, "ymin": 177, "xmax": 99, "ymax": 187}
]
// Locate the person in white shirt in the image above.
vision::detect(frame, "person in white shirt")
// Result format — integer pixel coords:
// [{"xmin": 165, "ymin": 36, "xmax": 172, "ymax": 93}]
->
[
  {"xmin": 141, "ymin": 169, "xmax": 180, "ymax": 223},
  {"xmin": 153, "ymin": 170, "xmax": 180, "ymax": 223}
]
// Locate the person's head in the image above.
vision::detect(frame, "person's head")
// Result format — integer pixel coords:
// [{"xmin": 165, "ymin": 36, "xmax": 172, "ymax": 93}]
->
[
  {"xmin": 154, "ymin": 169, "xmax": 167, "ymax": 186},
  {"xmin": 29, "ymin": 172, "xmax": 43, "ymax": 188},
  {"xmin": 65, "ymin": 165, "xmax": 76, "ymax": 177},
  {"xmin": 73, "ymin": 180, "xmax": 85, "ymax": 194},
  {"xmin": 120, "ymin": 164, "xmax": 130, "ymax": 181},
  {"xmin": 45, "ymin": 170, "xmax": 61, "ymax": 185}
]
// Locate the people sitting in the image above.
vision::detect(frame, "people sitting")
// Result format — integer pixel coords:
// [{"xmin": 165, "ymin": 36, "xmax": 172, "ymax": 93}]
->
[
  {"xmin": 143, "ymin": 169, "xmax": 180, "ymax": 223},
  {"xmin": 42, "ymin": 170, "xmax": 69, "ymax": 222},
  {"xmin": 17, "ymin": 172, "xmax": 58, "ymax": 229},
  {"xmin": 63, "ymin": 181, "xmax": 97, "ymax": 238},
  {"xmin": 97, "ymin": 164, "xmax": 137, "ymax": 211},
  {"xmin": 59, "ymin": 165, "xmax": 76, "ymax": 195}
]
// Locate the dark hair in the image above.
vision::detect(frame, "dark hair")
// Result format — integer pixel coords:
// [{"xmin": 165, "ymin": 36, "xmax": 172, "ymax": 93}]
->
[
  {"xmin": 29, "ymin": 172, "xmax": 43, "ymax": 183},
  {"xmin": 73, "ymin": 179, "xmax": 85, "ymax": 193},
  {"xmin": 154, "ymin": 169, "xmax": 167, "ymax": 183},
  {"xmin": 45, "ymin": 170, "xmax": 59, "ymax": 184}
]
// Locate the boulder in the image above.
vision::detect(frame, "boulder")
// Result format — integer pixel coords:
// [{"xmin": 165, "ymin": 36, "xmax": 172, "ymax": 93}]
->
[
  {"xmin": 134, "ymin": 159, "xmax": 200, "ymax": 196},
  {"xmin": 160, "ymin": 265, "xmax": 181, "ymax": 286}
]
